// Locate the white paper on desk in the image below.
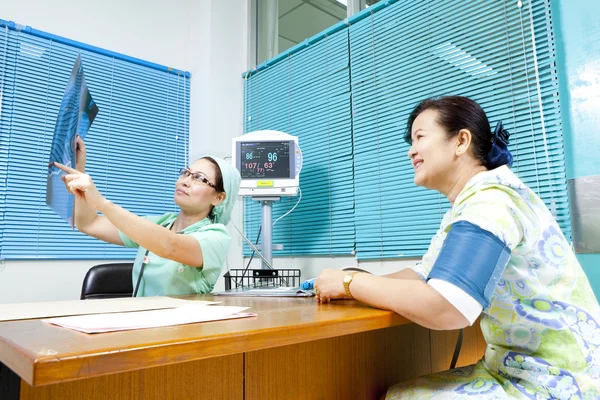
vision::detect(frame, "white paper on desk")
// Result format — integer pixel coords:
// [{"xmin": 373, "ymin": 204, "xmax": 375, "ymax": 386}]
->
[
  {"xmin": 44, "ymin": 305, "xmax": 256, "ymax": 333},
  {"xmin": 0, "ymin": 296, "xmax": 218, "ymax": 322}
]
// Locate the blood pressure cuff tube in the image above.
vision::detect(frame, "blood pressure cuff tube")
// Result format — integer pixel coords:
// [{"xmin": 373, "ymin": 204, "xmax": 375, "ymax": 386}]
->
[{"xmin": 427, "ymin": 220, "xmax": 511, "ymax": 309}]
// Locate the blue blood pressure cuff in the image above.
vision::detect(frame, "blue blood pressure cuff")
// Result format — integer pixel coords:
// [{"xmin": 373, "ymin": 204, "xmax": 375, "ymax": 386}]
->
[{"xmin": 428, "ymin": 220, "xmax": 511, "ymax": 309}]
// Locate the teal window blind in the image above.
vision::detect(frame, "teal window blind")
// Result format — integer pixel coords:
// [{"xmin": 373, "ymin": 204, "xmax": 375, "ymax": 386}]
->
[
  {"xmin": 0, "ymin": 21, "xmax": 190, "ymax": 260},
  {"xmin": 243, "ymin": 27, "xmax": 355, "ymax": 256},
  {"xmin": 351, "ymin": 0, "xmax": 569, "ymax": 259},
  {"xmin": 244, "ymin": 0, "xmax": 569, "ymax": 260}
]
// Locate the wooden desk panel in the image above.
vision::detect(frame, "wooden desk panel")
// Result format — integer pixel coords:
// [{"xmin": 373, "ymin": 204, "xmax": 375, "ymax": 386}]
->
[
  {"xmin": 430, "ymin": 322, "xmax": 486, "ymax": 372},
  {"xmin": 20, "ymin": 355, "xmax": 243, "ymax": 400},
  {"xmin": 246, "ymin": 324, "xmax": 431, "ymax": 400}
]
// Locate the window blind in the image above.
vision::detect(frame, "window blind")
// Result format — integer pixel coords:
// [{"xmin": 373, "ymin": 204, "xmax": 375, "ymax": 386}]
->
[
  {"xmin": 350, "ymin": 0, "xmax": 570, "ymax": 259},
  {"xmin": 0, "ymin": 21, "xmax": 190, "ymax": 260}
]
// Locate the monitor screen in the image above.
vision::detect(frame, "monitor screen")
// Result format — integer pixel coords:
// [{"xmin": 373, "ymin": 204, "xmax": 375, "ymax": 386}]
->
[{"xmin": 240, "ymin": 141, "xmax": 291, "ymax": 179}]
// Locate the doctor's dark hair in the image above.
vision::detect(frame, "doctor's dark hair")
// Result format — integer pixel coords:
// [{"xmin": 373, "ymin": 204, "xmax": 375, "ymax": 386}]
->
[
  {"xmin": 200, "ymin": 156, "xmax": 225, "ymax": 222},
  {"xmin": 200, "ymin": 156, "xmax": 225, "ymax": 193},
  {"xmin": 405, "ymin": 96, "xmax": 512, "ymax": 169}
]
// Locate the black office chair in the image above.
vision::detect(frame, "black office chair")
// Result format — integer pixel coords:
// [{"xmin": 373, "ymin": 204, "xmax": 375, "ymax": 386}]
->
[{"xmin": 80, "ymin": 263, "xmax": 134, "ymax": 300}]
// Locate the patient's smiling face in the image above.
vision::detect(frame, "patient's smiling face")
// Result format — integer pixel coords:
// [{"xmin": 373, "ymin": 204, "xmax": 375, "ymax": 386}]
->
[{"xmin": 407, "ymin": 109, "xmax": 458, "ymax": 191}]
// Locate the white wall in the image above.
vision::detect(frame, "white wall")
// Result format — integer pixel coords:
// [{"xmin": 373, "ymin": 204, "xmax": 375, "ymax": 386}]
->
[
  {"xmin": 0, "ymin": 0, "xmax": 250, "ymax": 303},
  {"xmin": 2, "ymin": 0, "xmax": 194, "ymax": 70}
]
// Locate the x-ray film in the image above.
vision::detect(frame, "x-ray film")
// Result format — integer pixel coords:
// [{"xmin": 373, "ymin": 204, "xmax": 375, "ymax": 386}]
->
[{"xmin": 46, "ymin": 54, "xmax": 99, "ymax": 227}]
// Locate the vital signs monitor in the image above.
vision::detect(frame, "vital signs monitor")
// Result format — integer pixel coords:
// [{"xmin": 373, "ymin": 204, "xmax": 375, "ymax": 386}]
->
[{"xmin": 232, "ymin": 130, "xmax": 302, "ymax": 196}]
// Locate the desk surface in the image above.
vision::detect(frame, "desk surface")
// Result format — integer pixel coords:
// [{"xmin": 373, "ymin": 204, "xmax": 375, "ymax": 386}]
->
[{"xmin": 0, "ymin": 296, "xmax": 409, "ymax": 387}]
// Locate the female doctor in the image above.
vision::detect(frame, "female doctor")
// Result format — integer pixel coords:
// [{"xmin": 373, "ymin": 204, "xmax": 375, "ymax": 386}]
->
[
  {"xmin": 55, "ymin": 136, "xmax": 241, "ymax": 297},
  {"xmin": 314, "ymin": 96, "xmax": 600, "ymax": 398}
]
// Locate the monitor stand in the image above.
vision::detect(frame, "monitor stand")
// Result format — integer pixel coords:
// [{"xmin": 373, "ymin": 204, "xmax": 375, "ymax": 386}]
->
[{"xmin": 251, "ymin": 196, "xmax": 281, "ymax": 269}]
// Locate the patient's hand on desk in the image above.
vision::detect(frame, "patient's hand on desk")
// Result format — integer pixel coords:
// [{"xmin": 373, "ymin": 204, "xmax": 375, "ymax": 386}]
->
[{"xmin": 314, "ymin": 269, "xmax": 352, "ymax": 303}]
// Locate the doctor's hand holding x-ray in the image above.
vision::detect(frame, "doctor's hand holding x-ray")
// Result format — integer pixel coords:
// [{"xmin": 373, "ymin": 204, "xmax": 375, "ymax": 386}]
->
[{"xmin": 55, "ymin": 137, "xmax": 106, "ymax": 211}]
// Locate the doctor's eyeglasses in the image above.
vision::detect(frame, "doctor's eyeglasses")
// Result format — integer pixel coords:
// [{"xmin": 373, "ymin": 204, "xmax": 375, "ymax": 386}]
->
[{"xmin": 178, "ymin": 168, "xmax": 216, "ymax": 189}]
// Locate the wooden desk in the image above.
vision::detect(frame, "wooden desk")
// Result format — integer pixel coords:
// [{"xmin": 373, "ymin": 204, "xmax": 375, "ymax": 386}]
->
[{"xmin": 0, "ymin": 296, "xmax": 485, "ymax": 400}]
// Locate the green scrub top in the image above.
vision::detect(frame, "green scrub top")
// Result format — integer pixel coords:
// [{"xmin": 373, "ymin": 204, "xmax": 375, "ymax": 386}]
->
[{"xmin": 118, "ymin": 212, "xmax": 231, "ymax": 296}]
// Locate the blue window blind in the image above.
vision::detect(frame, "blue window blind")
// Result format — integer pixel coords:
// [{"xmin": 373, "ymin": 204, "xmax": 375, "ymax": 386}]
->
[
  {"xmin": 350, "ymin": 0, "xmax": 570, "ymax": 259},
  {"xmin": 243, "ymin": 27, "xmax": 355, "ymax": 256},
  {"xmin": 243, "ymin": 0, "xmax": 570, "ymax": 261},
  {"xmin": 0, "ymin": 21, "xmax": 190, "ymax": 260}
]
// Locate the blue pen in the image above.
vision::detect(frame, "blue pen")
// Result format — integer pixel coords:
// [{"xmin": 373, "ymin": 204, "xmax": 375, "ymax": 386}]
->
[{"xmin": 300, "ymin": 278, "xmax": 316, "ymax": 290}]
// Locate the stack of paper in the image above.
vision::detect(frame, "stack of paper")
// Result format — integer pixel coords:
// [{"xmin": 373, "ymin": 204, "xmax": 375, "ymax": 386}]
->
[
  {"xmin": 0, "ymin": 296, "xmax": 217, "ymax": 322},
  {"xmin": 44, "ymin": 305, "xmax": 256, "ymax": 334}
]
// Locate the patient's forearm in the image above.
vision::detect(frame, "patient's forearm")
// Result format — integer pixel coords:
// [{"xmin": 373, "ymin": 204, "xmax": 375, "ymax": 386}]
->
[
  {"xmin": 383, "ymin": 268, "xmax": 423, "ymax": 280},
  {"xmin": 349, "ymin": 273, "xmax": 469, "ymax": 330}
]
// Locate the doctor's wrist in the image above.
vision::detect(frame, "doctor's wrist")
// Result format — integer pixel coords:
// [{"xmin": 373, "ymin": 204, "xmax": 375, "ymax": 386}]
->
[{"xmin": 95, "ymin": 198, "xmax": 113, "ymax": 214}]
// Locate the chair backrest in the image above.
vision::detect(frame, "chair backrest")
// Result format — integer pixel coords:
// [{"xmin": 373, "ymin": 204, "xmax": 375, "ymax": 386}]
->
[{"xmin": 80, "ymin": 263, "xmax": 134, "ymax": 300}]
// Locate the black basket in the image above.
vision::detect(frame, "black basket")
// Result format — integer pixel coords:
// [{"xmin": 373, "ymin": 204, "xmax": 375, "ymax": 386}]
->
[{"xmin": 223, "ymin": 269, "xmax": 301, "ymax": 290}]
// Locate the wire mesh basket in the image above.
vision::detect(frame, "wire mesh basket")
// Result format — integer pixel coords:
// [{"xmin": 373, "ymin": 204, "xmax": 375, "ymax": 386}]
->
[{"xmin": 223, "ymin": 269, "xmax": 301, "ymax": 290}]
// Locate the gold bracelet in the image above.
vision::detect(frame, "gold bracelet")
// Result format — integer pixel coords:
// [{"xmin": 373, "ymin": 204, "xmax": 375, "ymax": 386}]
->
[{"xmin": 343, "ymin": 272, "xmax": 358, "ymax": 298}]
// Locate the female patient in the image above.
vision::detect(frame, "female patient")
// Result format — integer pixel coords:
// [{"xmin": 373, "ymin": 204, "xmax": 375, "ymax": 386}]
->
[
  {"xmin": 55, "ymin": 137, "xmax": 241, "ymax": 297},
  {"xmin": 315, "ymin": 96, "xmax": 600, "ymax": 398}
]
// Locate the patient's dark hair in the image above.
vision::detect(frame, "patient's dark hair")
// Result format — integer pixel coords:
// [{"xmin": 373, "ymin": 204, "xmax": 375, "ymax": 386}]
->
[{"xmin": 405, "ymin": 96, "xmax": 512, "ymax": 169}]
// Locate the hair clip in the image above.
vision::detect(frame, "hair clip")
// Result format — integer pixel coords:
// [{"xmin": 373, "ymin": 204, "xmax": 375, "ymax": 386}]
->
[{"xmin": 493, "ymin": 121, "xmax": 510, "ymax": 146}]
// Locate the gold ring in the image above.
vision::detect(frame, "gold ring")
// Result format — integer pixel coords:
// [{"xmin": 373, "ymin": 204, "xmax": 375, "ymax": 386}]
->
[{"xmin": 315, "ymin": 288, "xmax": 320, "ymax": 295}]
